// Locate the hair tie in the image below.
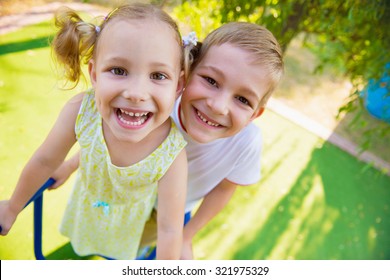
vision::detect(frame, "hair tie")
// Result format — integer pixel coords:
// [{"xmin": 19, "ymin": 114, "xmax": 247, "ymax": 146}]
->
[
  {"xmin": 182, "ymin": 31, "xmax": 198, "ymax": 47},
  {"xmin": 95, "ymin": 25, "xmax": 101, "ymax": 33}
]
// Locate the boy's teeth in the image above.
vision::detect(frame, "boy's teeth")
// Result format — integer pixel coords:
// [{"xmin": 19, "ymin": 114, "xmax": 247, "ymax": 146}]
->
[{"xmin": 197, "ymin": 110, "xmax": 220, "ymax": 127}]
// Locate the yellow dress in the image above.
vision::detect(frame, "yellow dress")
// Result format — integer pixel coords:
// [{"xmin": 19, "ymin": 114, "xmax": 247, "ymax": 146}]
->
[{"xmin": 59, "ymin": 90, "xmax": 186, "ymax": 259}]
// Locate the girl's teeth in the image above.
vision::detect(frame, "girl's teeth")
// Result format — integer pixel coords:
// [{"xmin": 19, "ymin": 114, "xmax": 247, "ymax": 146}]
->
[
  {"xmin": 197, "ymin": 111, "xmax": 220, "ymax": 127},
  {"xmin": 118, "ymin": 114, "xmax": 146, "ymax": 126},
  {"xmin": 118, "ymin": 109, "xmax": 149, "ymax": 126},
  {"xmin": 120, "ymin": 109, "xmax": 148, "ymax": 117}
]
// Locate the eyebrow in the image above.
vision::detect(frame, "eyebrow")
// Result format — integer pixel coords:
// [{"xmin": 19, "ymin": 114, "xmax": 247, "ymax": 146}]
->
[
  {"xmin": 199, "ymin": 65, "xmax": 225, "ymax": 77},
  {"xmin": 102, "ymin": 55, "xmax": 126, "ymax": 63},
  {"xmin": 150, "ymin": 62, "xmax": 176, "ymax": 74}
]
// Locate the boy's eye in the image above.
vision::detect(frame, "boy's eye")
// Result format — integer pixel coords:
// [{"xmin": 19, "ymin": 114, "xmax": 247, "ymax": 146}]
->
[
  {"xmin": 204, "ymin": 76, "xmax": 218, "ymax": 87},
  {"xmin": 236, "ymin": 96, "xmax": 250, "ymax": 106},
  {"xmin": 151, "ymin": 72, "xmax": 168, "ymax": 80},
  {"xmin": 111, "ymin": 68, "xmax": 127, "ymax": 76}
]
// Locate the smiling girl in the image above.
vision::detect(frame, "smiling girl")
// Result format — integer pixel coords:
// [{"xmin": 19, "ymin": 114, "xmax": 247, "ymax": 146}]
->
[{"xmin": 0, "ymin": 4, "xmax": 192, "ymax": 260}]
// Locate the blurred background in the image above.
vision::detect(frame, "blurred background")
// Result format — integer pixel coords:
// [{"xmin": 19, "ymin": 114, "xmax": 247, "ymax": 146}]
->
[{"xmin": 0, "ymin": 0, "xmax": 389, "ymax": 260}]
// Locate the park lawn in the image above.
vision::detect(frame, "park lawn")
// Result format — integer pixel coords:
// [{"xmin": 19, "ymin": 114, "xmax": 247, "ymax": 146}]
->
[{"xmin": 0, "ymin": 20, "xmax": 389, "ymax": 260}]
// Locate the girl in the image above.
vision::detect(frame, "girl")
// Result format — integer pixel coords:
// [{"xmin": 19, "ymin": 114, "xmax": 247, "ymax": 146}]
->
[{"xmin": 0, "ymin": 4, "xmax": 191, "ymax": 260}]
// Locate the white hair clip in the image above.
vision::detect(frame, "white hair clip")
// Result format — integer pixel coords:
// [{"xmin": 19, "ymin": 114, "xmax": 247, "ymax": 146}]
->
[
  {"xmin": 95, "ymin": 25, "xmax": 101, "ymax": 33},
  {"xmin": 182, "ymin": 31, "xmax": 198, "ymax": 47}
]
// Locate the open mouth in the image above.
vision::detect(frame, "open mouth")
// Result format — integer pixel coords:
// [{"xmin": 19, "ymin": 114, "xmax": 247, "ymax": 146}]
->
[
  {"xmin": 195, "ymin": 109, "xmax": 221, "ymax": 127},
  {"xmin": 116, "ymin": 108, "xmax": 152, "ymax": 126}
]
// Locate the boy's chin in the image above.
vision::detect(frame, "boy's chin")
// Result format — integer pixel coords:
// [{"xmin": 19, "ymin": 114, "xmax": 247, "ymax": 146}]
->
[{"xmin": 187, "ymin": 129, "xmax": 224, "ymax": 144}]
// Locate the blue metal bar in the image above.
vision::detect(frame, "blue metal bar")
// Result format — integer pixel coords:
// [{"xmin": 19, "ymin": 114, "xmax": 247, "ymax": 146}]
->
[
  {"xmin": 26, "ymin": 178, "xmax": 56, "ymax": 260},
  {"xmin": 33, "ymin": 194, "xmax": 45, "ymax": 259}
]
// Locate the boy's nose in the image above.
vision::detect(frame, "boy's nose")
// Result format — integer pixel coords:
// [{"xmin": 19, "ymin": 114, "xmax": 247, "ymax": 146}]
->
[{"xmin": 206, "ymin": 93, "xmax": 229, "ymax": 115}]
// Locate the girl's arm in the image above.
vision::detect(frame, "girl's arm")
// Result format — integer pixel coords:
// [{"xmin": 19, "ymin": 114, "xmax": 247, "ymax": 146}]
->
[
  {"xmin": 181, "ymin": 179, "xmax": 237, "ymax": 260},
  {"xmin": 156, "ymin": 149, "xmax": 187, "ymax": 260},
  {"xmin": 49, "ymin": 151, "xmax": 80, "ymax": 190},
  {"xmin": 0, "ymin": 93, "xmax": 83, "ymax": 235}
]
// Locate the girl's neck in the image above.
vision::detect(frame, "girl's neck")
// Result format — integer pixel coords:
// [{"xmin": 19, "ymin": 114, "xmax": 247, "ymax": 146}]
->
[{"xmin": 103, "ymin": 118, "xmax": 171, "ymax": 167}]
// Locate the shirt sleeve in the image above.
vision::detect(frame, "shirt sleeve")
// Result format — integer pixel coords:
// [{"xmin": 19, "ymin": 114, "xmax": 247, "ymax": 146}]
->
[{"xmin": 226, "ymin": 124, "xmax": 262, "ymax": 185}]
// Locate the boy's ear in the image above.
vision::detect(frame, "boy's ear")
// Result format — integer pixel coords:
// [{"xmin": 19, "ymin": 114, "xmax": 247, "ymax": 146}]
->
[
  {"xmin": 176, "ymin": 71, "xmax": 185, "ymax": 98},
  {"xmin": 250, "ymin": 106, "xmax": 265, "ymax": 121},
  {"xmin": 88, "ymin": 59, "xmax": 97, "ymax": 87}
]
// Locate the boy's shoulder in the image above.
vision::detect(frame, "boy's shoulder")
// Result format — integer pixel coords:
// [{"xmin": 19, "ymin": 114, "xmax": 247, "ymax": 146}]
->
[
  {"xmin": 233, "ymin": 122, "xmax": 262, "ymax": 143},
  {"xmin": 212, "ymin": 123, "xmax": 262, "ymax": 155}
]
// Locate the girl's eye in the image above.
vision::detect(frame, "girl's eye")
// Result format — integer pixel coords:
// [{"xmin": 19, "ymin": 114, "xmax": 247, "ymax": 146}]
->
[
  {"xmin": 236, "ymin": 96, "xmax": 250, "ymax": 106},
  {"xmin": 111, "ymin": 68, "xmax": 126, "ymax": 76},
  {"xmin": 151, "ymin": 73, "xmax": 168, "ymax": 80},
  {"xmin": 204, "ymin": 76, "xmax": 218, "ymax": 87}
]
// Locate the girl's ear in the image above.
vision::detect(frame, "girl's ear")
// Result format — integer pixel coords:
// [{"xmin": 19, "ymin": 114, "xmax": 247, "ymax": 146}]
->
[
  {"xmin": 250, "ymin": 106, "xmax": 265, "ymax": 121},
  {"xmin": 176, "ymin": 71, "xmax": 185, "ymax": 99},
  {"xmin": 88, "ymin": 59, "xmax": 97, "ymax": 88}
]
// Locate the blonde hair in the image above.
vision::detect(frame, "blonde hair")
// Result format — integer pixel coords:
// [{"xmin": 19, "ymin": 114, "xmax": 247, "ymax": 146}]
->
[
  {"xmin": 52, "ymin": 3, "xmax": 190, "ymax": 87},
  {"xmin": 191, "ymin": 22, "xmax": 284, "ymax": 107}
]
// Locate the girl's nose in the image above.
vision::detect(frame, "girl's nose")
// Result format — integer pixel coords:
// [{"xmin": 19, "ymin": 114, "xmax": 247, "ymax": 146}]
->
[
  {"xmin": 206, "ymin": 92, "xmax": 229, "ymax": 115},
  {"xmin": 122, "ymin": 77, "xmax": 148, "ymax": 102}
]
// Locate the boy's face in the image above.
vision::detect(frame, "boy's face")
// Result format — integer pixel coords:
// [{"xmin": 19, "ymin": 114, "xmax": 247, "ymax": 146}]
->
[{"xmin": 180, "ymin": 43, "xmax": 269, "ymax": 143}]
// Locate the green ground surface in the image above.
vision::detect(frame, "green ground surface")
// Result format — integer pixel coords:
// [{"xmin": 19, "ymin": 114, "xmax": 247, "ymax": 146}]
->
[{"xmin": 0, "ymin": 20, "xmax": 389, "ymax": 260}]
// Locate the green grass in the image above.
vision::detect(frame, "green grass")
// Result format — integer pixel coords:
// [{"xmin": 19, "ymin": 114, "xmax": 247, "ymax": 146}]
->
[{"xmin": 1, "ymin": 20, "xmax": 390, "ymax": 260}]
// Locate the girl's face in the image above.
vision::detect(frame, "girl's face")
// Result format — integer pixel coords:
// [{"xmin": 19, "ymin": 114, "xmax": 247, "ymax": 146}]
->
[
  {"xmin": 180, "ymin": 43, "xmax": 269, "ymax": 143},
  {"xmin": 89, "ymin": 19, "xmax": 183, "ymax": 144}
]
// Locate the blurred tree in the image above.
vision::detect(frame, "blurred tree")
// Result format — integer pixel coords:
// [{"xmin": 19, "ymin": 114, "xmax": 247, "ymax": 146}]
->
[{"xmin": 172, "ymin": 0, "xmax": 390, "ymax": 149}]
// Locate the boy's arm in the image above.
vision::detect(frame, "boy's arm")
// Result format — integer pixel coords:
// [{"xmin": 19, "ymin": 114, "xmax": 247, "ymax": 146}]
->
[
  {"xmin": 0, "ymin": 94, "xmax": 82, "ymax": 235},
  {"xmin": 156, "ymin": 149, "xmax": 187, "ymax": 260},
  {"xmin": 181, "ymin": 179, "xmax": 237, "ymax": 260}
]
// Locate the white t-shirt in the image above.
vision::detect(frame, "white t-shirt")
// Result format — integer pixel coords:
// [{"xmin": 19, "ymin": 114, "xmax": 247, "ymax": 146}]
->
[{"xmin": 171, "ymin": 98, "xmax": 262, "ymax": 212}]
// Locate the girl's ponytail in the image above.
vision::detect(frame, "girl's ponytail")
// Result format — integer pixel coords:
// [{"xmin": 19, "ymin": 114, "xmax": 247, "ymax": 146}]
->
[{"xmin": 52, "ymin": 7, "xmax": 100, "ymax": 87}]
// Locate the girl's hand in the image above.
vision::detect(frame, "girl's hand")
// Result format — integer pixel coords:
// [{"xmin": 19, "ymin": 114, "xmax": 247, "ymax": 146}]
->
[
  {"xmin": 180, "ymin": 239, "xmax": 194, "ymax": 260},
  {"xmin": 0, "ymin": 200, "xmax": 17, "ymax": 236}
]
